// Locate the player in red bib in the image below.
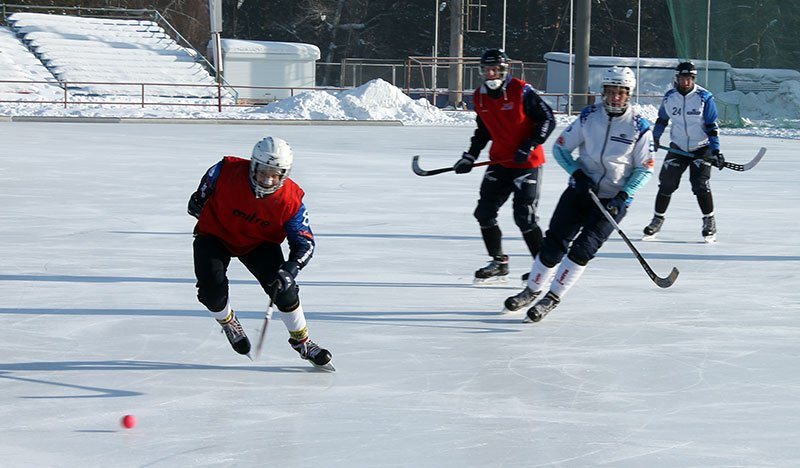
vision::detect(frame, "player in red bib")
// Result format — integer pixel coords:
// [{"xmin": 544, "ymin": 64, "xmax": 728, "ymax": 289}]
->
[
  {"xmin": 188, "ymin": 136, "xmax": 332, "ymax": 368},
  {"xmin": 452, "ymin": 48, "xmax": 556, "ymax": 284}
]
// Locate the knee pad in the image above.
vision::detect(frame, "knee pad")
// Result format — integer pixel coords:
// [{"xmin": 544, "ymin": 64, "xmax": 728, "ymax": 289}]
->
[
  {"xmin": 197, "ymin": 286, "xmax": 228, "ymax": 312},
  {"xmin": 567, "ymin": 241, "xmax": 595, "ymax": 265},
  {"xmin": 537, "ymin": 250, "xmax": 561, "ymax": 269},
  {"xmin": 566, "ymin": 253, "xmax": 590, "ymax": 267},
  {"xmin": 275, "ymin": 285, "xmax": 300, "ymax": 312},
  {"xmin": 690, "ymin": 179, "xmax": 712, "ymax": 195},
  {"xmin": 474, "ymin": 204, "xmax": 498, "ymax": 227},
  {"xmin": 513, "ymin": 210, "xmax": 537, "ymax": 231},
  {"xmin": 658, "ymin": 178, "xmax": 680, "ymax": 195}
]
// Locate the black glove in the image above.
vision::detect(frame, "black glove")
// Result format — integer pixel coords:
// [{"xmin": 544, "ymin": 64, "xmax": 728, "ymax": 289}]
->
[
  {"xmin": 514, "ymin": 146, "xmax": 535, "ymax": 164},
  {"xmin": 709, "ymin": 149, "xmax": 725, "ymax": 170},
  {"xmin": 269, "ymin": 261, "xmax": 299, "ymax": 294},
  {"xmin": 187, "ymin": 193, "xmax": 203, "ymax": 219},
  {"xmin": 606, "ymin": 191, "xmax": 628, "ymax": 217},
  {"xmin": 454, "ymin": 152, "xmax": 476, "ymax": 174},
  {"xmin": 571, "ymin": 169, "xmax": 597, "ymax": 195},
  {"xmin": 653, "ymin": 137, "xmax": 660, "ymax": 150}
]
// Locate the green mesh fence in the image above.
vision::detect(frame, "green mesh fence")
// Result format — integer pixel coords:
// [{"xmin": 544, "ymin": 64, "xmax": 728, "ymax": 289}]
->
[
  {"xmin": 667, "ymin": 0, "xmax": 800, "ymax": 126},
  {"xmin": 666, "ymin": 0, "xmax": 800, "ymax": 69}
]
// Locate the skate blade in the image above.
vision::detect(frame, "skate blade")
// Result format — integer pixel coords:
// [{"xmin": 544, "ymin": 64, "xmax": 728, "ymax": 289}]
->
[
  {"xmin": 311, "ymin": 362, "xmax": 336, "ymax": 372},
  {"xmin": 523, "ymin": 314, "xmax": 546, "ymax": 323},
  {"xmin": 473, "ymin": 275, "xmax": 509, "ymax": 286},
  {"xmin": 703, "ymin": 235, "xmax": 717, "ymax": 243},
  {"xmin": 641, "ymin": 234, "xmax": 658, "ymax": 241}
]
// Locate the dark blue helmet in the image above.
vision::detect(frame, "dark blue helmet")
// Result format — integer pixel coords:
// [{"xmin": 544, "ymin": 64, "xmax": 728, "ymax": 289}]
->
[
  {"xmin": 480, "ymin": 49, "xmax": 509, "ymax": 67},
  {"xmin": 480, "ymin": 49, "xmax": 510, "ymax": 90},
  {"xmin": 676, "ymin": 61, "xmax": 697, "ymax": 77}
]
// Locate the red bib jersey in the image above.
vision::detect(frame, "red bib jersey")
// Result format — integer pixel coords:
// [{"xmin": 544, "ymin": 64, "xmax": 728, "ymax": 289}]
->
[
  {"xmin": 473, "ymin": 78, "xmax": 547, "ymax": 168},
  {"xmin": 196, "ymin": 157, "xmax": 305, "ymax": 256}
]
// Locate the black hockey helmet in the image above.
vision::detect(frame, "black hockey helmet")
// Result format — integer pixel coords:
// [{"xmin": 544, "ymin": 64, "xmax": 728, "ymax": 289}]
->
[
  {"xmin": 480, "ymin": 48, "xmax": 509, "ymax": 67},
  {"xmin": 480, "ymin": 49, "xmax": 510, "ymax": 90},
  {"xmin": 675, "ymin": 61, "xmax": 697, "ymax": 77}
]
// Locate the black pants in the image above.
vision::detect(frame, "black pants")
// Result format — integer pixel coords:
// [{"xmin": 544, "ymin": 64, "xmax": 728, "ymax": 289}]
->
[
  {"xmin": 473, "ymin": 165, "xmax": 542, "ymax": 231},
  {"xmin": 539, "ymin": 187, "xmax": 624, "ymax": 267},
  {"xmin": 193, "ymin": 235, "xmax": 298, "ymax": 312},
  {"xmin": 654, "ymin": 145, "xmax": 714, "ymax": 215}
]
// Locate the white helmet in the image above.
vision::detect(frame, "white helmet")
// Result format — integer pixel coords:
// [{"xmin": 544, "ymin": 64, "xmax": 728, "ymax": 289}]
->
[
  {"xmin": 601, "ymin": 66, "xmax": 636, "ymax": 114},
  {"xmin": 250, "ymin": 137, "xmax": 293, "ymax": 197}
]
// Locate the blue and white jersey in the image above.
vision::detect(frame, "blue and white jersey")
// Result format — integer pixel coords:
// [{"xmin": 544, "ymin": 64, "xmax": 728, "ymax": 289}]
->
[
  {"xmin": 654, "ymin": 84, "xmax": 720, "ymax": 152},
  {"xmin": 553, "ymin": 103, "xmax": 655, "ymax": 199}
]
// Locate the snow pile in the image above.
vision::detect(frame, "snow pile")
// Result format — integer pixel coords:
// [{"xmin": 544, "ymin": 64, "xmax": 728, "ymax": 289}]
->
[
  {"xmin": 255, "ymin": 89, "xmax": 349, "ymax": 120},
  {"xmin": 251, "ymin": 78, "xmax": 475, "ymax": 126},
  {"xmin": 719, "ymin": 81, "xmax": 800, "ymax": 120}
]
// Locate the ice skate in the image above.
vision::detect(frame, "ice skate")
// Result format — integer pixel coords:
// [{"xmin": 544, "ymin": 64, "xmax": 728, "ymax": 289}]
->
[
  {"xmin": 642, "ymin": 215, "xmax": 665, "ymax": 241},
  {"xmin": 473, "ymin": 255, "xmax": 509, "ymax": 285},
  {"xmin": 289, "ymin": 337, "xmax": 335, "ymax": 371},
  {"xmin": 523, "ymin": 292, "xmax": 560, "ymax": 323},
  {"xmin": 217, "ymin": 309, "xmax": 251, "ymax": 357},
  {"xmin": 702, "ymin": 215, "xmax": 717, "ymax": 243},
  {"xmin": 502, "ymin": 287, "xmax": 540, "ymax": 313}
]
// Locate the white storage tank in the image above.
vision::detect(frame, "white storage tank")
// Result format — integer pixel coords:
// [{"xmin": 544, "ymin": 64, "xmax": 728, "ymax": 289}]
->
[{"xmin": 212, "ymin": 39, "xmax": 321, "ymax": 102}]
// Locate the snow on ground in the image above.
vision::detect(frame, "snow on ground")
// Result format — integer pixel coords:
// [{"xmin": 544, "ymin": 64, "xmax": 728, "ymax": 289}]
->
[
  {"xmin": 249, "ymin": 79, "xmax": 476, "ymax": 126},
  {"xmin": 2, "ymin": 75, "xmax": 799, "ymax": 138}
]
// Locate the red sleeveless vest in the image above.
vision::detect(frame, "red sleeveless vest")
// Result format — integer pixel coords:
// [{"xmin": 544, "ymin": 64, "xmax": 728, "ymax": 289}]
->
[
  {"xmin": 196, "ymin": 156, "xmax": 304, "ymax": 256},
  {"xmin": 473, "ymin": 78, "xmax": 546, "ymax": 168}
]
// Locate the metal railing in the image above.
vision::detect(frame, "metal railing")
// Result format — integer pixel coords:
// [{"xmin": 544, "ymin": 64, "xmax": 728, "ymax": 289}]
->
[
  {"xmin": 1, "ymin": 77, "xmax": 668, "ymax": 115},
  {"xmin": 0, "ymin": 79, "xmax": 235, "ymax": 110}
]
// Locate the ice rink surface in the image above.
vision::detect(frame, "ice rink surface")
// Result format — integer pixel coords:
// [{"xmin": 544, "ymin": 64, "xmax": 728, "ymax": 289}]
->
[{"xmin": 1, "ymin": 122, "xmax": 798, "ymax": 467}]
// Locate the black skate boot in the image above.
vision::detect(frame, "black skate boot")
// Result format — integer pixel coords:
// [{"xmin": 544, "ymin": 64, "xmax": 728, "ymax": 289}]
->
[
  {"xmin": 523, "ymin": 292, "xmax": 560, "ymax": 323},
  {"xmin": 503, "ymin": 287, "xmax": 540, "ymax": 313},
  {"xmin": 217, "ymin": 310, "xmax": 251, "ymax": 356},
  {"xmin": 289, "ymin": 338, "xmax": 335, "ymax": 371},
  {"xmin": 474, "ymin": 255, "xmax": 509, "ymax": 285},
  {"xmin": 702, "ymin": 215, "xmax": 717, "ymax": 243},
  {"xmin": 642, "ymin": 215, "xmax": 665, "ymax": 239}
]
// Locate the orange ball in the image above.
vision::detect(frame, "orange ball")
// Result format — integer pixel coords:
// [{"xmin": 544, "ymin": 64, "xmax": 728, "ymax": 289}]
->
[{"xmin": 121, "ymin": 414, "xmax": 137, "ymax": 429}]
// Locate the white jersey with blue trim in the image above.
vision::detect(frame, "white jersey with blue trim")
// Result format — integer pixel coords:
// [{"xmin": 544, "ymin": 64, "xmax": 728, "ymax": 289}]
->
[
  {"xmin": 553, "ymin": 103, "xmax": 655, "ymax": 199},
  {"xmin": 654, "ymin": 84, "xmax": 719, "ymax": 152}
]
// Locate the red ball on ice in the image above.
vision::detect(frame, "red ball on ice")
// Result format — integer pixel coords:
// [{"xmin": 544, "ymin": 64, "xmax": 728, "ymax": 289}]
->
[{"xmin": 121, "ymin": 414, "xmax": 137, "ymax": 429}]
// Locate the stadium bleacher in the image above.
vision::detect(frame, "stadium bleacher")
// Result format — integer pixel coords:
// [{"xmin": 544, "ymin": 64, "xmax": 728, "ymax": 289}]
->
[
  {"xmin": 0, "ymin": 26, "xmax": 62, "ymax": 100},
  {"xmin": 4, "ymin": 12, "xmax": 232, "ymax": 102}
]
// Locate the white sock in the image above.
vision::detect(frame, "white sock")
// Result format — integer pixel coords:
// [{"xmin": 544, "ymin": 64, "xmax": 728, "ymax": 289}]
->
[
  {"xmin": 280, "ymin": 302, "xmax": 308, "ymax": 341},
  {"xmin": 548, "ymin": 257, "xmax": 587, "ymax": 299},
  {"xmin": 209, "ymin": 299, "xmax": 232, "ymax": 322},
  {"xmin": 526, "ymin": 256, "xmax": 557, "ymax": 292}
]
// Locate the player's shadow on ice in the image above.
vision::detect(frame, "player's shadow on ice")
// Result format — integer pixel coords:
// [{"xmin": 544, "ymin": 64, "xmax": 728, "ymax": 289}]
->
[
  {"xmin": 301, "ymin": 309, "xmax": 521, "ymax": 334},
  {"xmin": 0, "ymin": 274, "xmax": 502, "ymax": 289},
  {"xmin": 0, "ymin": 360, "xmax": 313, "ymax": 399},
  {"xmin": 0, "ymin": 306, "xmax": 523, "ymax": 335}
]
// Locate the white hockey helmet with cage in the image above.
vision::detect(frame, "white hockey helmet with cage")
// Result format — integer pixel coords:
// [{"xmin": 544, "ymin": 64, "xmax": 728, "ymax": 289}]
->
[
  {"xmin": 601, "ymin": 66, "xmax": 636, "ymax": 114},
  {"xmin": 250, "ymin": 136, "xmax": 293, "ymax": 197}
]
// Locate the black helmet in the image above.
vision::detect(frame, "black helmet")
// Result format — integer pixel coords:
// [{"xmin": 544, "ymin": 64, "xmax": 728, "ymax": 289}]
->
[
  {"xmin": 480, "ymin": 49, "xmax": 510, "ymax": 91},
  {"xmin": 675, "ymin": 61, "xmax": 697, "ymax": 77},
  {"xmin": 480, "ymin": 48, "xmax": 509, "ymax": 67}
]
